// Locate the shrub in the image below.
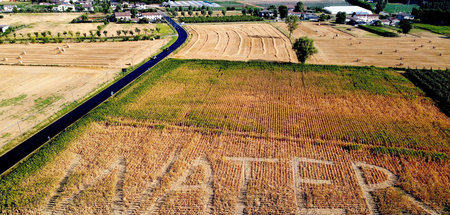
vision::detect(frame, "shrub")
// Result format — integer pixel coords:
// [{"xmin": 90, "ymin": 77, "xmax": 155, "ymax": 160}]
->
[{"xmin": 292, "ymin": 36, "xmax": 318, "ymax": 63}]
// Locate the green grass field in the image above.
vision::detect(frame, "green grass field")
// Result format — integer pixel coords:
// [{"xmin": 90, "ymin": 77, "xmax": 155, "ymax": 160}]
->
[{"xmin": 369, "ymin": 3, "xmax": 419, "ymax": 13}]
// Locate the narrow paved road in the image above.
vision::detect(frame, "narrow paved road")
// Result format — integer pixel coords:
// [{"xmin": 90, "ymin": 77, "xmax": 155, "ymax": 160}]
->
[{"xmin": 0, "ymin": 15, "xmax": 188, "ymax": 175}]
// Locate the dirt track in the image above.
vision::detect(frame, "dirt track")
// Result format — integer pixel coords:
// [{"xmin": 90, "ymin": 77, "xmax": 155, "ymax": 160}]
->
[
  {"xmin": 277, "ymin": 22, "xmax": 450, "ymax": 68},
  {"xmin": 0, "ymin": 39, "xmax": 169, "ymax": 68},
  {"xmin": 173, "ymin": 24, "xmax": 298, "ymax": 63}
]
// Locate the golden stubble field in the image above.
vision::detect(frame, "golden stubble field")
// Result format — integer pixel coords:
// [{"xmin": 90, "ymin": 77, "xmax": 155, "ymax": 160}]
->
[
  {"xmin": 0, "ymin": 66, "xmax": 113, "ymax": 149},
  {"xmin": 173, "ymin": 23, "xmax": 298, "ymax": 63},
  {"xmin": 276, "ymin": 22, "xmax": 450, "ymax": 69},
  {"xmin": 0, "ymin": 39, "xmax": 170, "ymax": 68},
  {"xmin": 0, "ymin": 13, "xmax": 168, "ymax": 38}
]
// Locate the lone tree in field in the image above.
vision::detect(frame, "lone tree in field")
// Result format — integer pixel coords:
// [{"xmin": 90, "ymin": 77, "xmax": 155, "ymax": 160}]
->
[
  {"xmin": 399, "ymin": 20, "xmax": 412, "ymax": 34},
  {"xmin": 294, "ymin": 1, "xmax": 304, "ymax": 12},
  {"xmin": 336, "ymin": 12, "xmax": 346, "ymax": 24},
  {"xmin": 222, "ymin": 8, "xmax": 226, "ymax": 16},
  {"xmin": 285, "ymin": 15, "xmax": 299, "ymax": 41},
  {"xmin": 292, "ymin": 36, "xmax": 318, "ymax": 63},
  {"xmin": 278, "ymin": 5, "xmax": 288, "ymax": 19}
]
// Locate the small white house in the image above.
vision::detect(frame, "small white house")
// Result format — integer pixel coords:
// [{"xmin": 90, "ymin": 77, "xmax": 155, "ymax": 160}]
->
[
  {"xmin": 0, "ymin": 25, "xmax": 9, "ymax": 33},
  {"xmin": 115, "ymin": 11, "xmax": 132, "ymax": 21},
  {"xmin": 380, "ymin": 19, "xmax": 390, "ymax": 25},
  {"xmin": 134, "ymin": 2, "xmax": 146, "ymax": 10},
  {"xmin": 3, "ymin": 5, "xmax": 15, "ymax": 12},
  {"xmin": 82, "ymin": 3, "xmax": 94, "ymax": 11},
  {"xmin": 141, "ymin": 12, "xmax": 162, "ymax": 22},
  {"xmin": 56, "ymin": 3, "xmax": 75, "ymax": 11},
  {"xmin": 354, "ymin": 14, "xmax": 379, "ymax": 23}
]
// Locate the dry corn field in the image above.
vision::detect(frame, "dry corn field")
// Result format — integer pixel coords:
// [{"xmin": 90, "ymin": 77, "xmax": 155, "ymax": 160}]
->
[
  {"xmin": 1, "ymin": 59, "xmax": 449, "ymax": 214},
  {"xmin": 0, "ymin": 39, "xmax": 169, "ymax": 68},
  {"xmin": 173, "ymin": 24, "xmax": 298, "ymax": 63},
  {"xmin": 276, "ymin": 22, "xmax": 450, "ymax": 69}
]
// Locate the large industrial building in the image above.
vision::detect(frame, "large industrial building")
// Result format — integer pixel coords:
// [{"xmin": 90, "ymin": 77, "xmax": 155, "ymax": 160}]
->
[
  {"xmin": 323, "ymin": 6, "xmax": 373, "ymax": 15},
  {"xmin": 162, "ymin": 0, "xmax": 221, "ymax": 8}
]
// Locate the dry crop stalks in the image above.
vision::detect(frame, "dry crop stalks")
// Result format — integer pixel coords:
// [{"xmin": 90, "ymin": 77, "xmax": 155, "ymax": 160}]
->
[
  {"xmin": 4, "ymin": 123, "xmax": 445, "ymax": 214},
  {"xmin": 125, "ymin": 63, "xmax": 449, "ymax": 153}
]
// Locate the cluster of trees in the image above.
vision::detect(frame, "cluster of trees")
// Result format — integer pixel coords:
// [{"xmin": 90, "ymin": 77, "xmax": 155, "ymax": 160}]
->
[
  {"xmin": 404, "ymin": 68, "xmax": 450, "ymax": 116},
  {"xmin": 0, "ymin": 26, "xmax": 162, "ymax": 44},
  {"xmin": 179, "ymin": 15, "xmax": 263, "ymax": 23},
  {"xmin": 375, "ymin": 0, "xmax": 388, "ymax": 13},
  {"xmin": 241, "ymin": 7, "xmax": 262, "ymax": 17},
  {"xmin": 167, "ymin": 5, "xmax": 218, "ymax": 17},
  {"xmin": 412, "ymin": 0, "xmax": 450, "ymax": 25},
  {"xmin": 336, "ymin": 12, "xmax": 346, "ymax": 24}
]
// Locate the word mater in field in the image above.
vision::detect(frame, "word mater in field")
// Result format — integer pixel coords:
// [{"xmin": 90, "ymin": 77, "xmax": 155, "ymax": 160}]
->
[{"xmin": 46, "ymin": 155, "xmax": 435, "ymax": 214}]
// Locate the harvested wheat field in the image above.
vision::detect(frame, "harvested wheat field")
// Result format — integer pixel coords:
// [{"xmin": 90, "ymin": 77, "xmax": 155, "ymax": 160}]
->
[
  {"xmin": 0, "ymin": 39, "xmax": 169, "ymax": 68},
  {"xmin": 276, "ymin": 22, "xmax": 450, "ymax": 68},
  {"xmin": 173, "ymin": 23, "xmax": 298, "ymax": 63},
  {"xmin": 1, "ymin": 59, "xmax": 448, "ymax": 214},
  {"xmin": 0, "ymin": 13, "xmax": 81, "ymax": 26},
  {"xmin": 0, "ymin": 13, "xmax": 171, "ymax": 39},
  {"xmin": 0, "ymin": 66, "xmax": 114, "ymax": 151}
]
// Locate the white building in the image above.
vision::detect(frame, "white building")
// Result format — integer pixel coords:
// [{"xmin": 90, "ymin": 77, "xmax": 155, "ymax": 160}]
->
[
  {"xmin": 162, "ymin": 0, "xmax": 221, "ymax": 8},
  {"xmin": 324, "ymin": 6, "xmax": 373, "ymax": 15},
  {"xmin": 115, "ymin": 11, "xmax": 131, "ymax": 21},
  {"xmin": 56, "ymin": 3, "xmax": 75, "ymax": 11},
  {"xmin": 141, "ymin": 12, "xmax": 162, "ymax": 21},
  {"xmin": 3, "ymin": 5, "xmax": 15, "ymax": 12},
  {"xmin": 354, "ymin": 14, "xmax": 379, "ymax": 23},
  {"xmin": 0, "ymin": 25, "xmax": 9, "ymax": 33}
]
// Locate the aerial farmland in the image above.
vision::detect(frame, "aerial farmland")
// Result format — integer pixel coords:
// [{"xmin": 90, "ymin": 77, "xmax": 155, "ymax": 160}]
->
[
  {"xmin": 0, "ymin": 0, "xmax": 449, "ymax": 214},
  {"xmin": 0, "ymin": 13, "xmax": 173, "ymax": 152}
]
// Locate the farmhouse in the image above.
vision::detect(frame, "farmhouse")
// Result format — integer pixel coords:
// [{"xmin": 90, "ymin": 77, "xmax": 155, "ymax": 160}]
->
[
  {"xmin": 397, "ymin": 13, "xmax": 414, "ymax": 20},
  {"xmin": 115, "ymin": 11, "xmax": 132, "ymax": 21},
  {"xmin": 141, "ymin": 12, "xmax": 162, "ymax": 22},
  {"xmin": 323, "ymin": 6, "xmax": 373, "ymax": 15},
  {"xmin": 134, "ymin": 2, "xmax": 147, "ymax": 9},
  {"xmin": 55, "ymin": 3, "xmax": 75, "ymax": 12},
  {"xmin": 354, "ymin": 14, "xmax": 379, "ymax": 24},
  {"xmin": 259, "ymin": 9, "xmax": 275, "ymax": 18},
  {"xmin": 304, "ymin": 13, "xmax": 319, "ymax": 21},
  {"xmin": 380, "ymin": 19, "xmax": 390, "ymax": 25},
  {"xmin": 0, "ymin": 25, "xmax": 9, "ymax": 33},
  {"xmin": 288, "ymin": 11, "xmax": 303, "ymax": 18},
  {"xmin": 82, "ymin": 3, "xmax": 94, "ymax": 11}
]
